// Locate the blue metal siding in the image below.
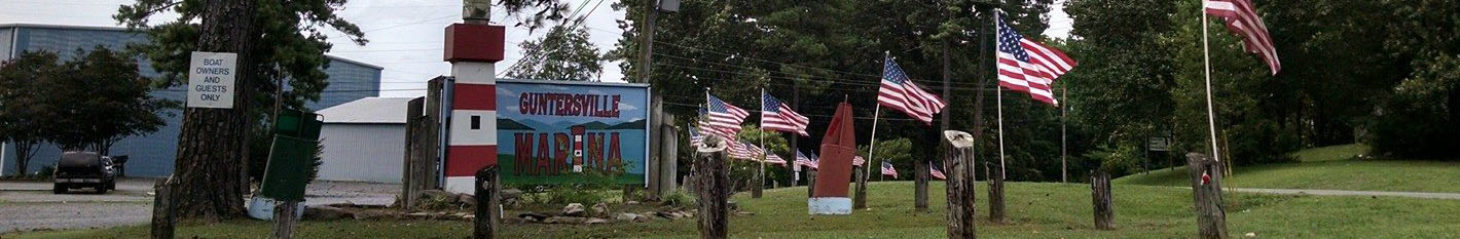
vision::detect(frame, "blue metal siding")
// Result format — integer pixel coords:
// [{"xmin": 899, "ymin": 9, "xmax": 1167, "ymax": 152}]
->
[{"xmin": 1, "ymin": 26, "xmax": 382, "ymax": 177}]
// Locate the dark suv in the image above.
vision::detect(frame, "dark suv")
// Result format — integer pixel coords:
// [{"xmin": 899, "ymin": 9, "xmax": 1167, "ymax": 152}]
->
[{"xmin": 53, "ymin": 152, "xmax": 118, "ymax": 194}]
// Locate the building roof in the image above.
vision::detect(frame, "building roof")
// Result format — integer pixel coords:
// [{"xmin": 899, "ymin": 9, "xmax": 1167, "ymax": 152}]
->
[
  {"xmin": 0, "ymin": 23, "xmax": 385, "ymax": 70},
  {"xmin": 318, "ymin": 97, "xmax": 414, "ymax": 124}
]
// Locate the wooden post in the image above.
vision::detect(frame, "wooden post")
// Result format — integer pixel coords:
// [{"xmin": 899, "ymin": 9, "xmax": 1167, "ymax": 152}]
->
[
  {"xmin": 659, "ymin": 115, "xmax": 678, "ymax": 197},
  {"xmin": 648, "ymin": 95, "xmax": 663, "ymax": 200},
  {"xmin": 988, "ymin": 159, "xmax": 1005, "ymax": 223},
  {"xmin": 942, "ymin": 131, "xmax": 977, "ymax": 239},
  {"xmin": 694, "ymin": 136, "xmax": 730, "ymax": 239},
  {"xmin": 473, "ymin": 166, "xmax": 500, "ymax": 239},
  {"xmin": 915, "ymin": 157, "xmax": 929, "ymax": 212},
  {"xmin": 423, "ymin": 77, "xmax": 444, "ymax": 190},
  {"xmin": 150, "ymin": 179, "xmax": 175, "ymax": 239},
  {"xmin": 272, "ymin": 200, "xmax": 299, "ymax": 239},
  {"xmin": 402, "ymin": 97, "xmax": 424, "ymax": 208},
  {"xmin": 1091, "ymin": 170, "xmax": 1114, "ymax": 230},
  {"xmin": 853, "ymin": 166, "xmax": 866, "ymax": 209},
  {"xmin": 472, "ymin": 166, "xmax": 500, "ymax": 239},
  {"xmin": 1187, "ymin": 153, "xmax": 1227, "ymax": 239},
  {"xmin": 806, "ymin": 169, "xmax": 816, "ymax": 197}
]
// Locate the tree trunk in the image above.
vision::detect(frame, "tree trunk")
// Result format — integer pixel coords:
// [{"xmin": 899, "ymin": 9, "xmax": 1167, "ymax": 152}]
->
[
  {"xmin": 988, "ymin": 159, "xmax": 1005, "ymax": 223},
  {"xmin": 14, "ymin": 141, "xmax": 35, "ymax": 176},
  {"xmin": 150, "ymin": 179, "xmax": 175, "ymax": 239},
  {"xmin": 694, "ymin": 138, "xmax": 729, "ymax": 239},
  {"xmin": 942, "ymin": 131, "xmax": 976, "ymax": 239},
  {"xmin": 1188, "ymin": 153, "xmax": 1228, "ymax": 239},
  {"xmin": 1091, "ymin": 170, "xmax": 1114, "ymax": 230},
  {"xmin": 806, "ymin": 169, "xmax": 816, "ymax": 197},
  {"xmin": 170, "ymin": 0, "xmax": 257, "ymax": 220}
]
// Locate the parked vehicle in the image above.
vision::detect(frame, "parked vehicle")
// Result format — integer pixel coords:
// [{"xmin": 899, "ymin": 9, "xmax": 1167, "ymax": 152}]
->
[{"xmin": 53, "ymin": 152, "xmax": 117, "ymax": 194}]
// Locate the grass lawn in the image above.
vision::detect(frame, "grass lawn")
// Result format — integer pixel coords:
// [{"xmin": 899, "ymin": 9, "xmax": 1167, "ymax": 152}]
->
[
  {"xmin": 9, "ymin": 181, "xmax": 1460, "ymax": 238},
  {"xmin": 1115, "ymin": 144, "xmax": 1460, "ymax": 193}
]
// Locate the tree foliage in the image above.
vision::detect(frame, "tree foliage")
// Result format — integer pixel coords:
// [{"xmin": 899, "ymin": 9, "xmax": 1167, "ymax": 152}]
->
[
  {"xmin": 47, "ymin": 47, "xmax": 171, "ymax": 154},
  {"xmin": 507, "ymin": 25, "xmax": 604, "ymax": 81},
  {"xmin": 0, "ymin": 52, "xmax": 64, "ymax": 176}
]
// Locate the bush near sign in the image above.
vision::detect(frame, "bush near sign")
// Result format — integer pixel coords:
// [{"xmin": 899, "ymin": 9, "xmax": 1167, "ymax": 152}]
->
[{"xmin": 187, "ymin": 51, "xmax": 237, "ymax": 109}]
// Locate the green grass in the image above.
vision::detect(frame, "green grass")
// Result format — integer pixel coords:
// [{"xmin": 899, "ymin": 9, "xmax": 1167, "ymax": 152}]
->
[
  {"xmin": 1116, "ymin": 144, "xmax": 1460, "ymax": 192},
  {"xmin": 10, "ymin": 181, "xmax": 1460, "ymax": 238}
]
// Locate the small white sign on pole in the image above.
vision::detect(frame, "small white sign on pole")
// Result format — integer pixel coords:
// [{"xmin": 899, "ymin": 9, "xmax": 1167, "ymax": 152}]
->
[{"xmin": 187, "ymin": 51, "xmax": 237, "ymax": 109}]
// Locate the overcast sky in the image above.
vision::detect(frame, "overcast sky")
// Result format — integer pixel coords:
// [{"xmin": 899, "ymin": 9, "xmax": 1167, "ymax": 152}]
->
[{"xmin": 0, "ymin": 0, "xmax": 1072, "ymax": 98}]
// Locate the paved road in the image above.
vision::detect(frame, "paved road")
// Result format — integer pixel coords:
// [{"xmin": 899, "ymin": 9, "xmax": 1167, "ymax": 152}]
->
[
  {"xmin": 1, "ymin": 179, "xmax": 399, "ymax": 233},
  {"xmin": 1230, "ymin": 188, "xmax": 1460, "ymax": 200}
]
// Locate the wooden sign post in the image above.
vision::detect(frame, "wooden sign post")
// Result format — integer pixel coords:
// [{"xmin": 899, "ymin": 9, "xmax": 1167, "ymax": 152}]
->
[
  {"xmin": 942, "ymin": 130, "xmax": 977, "ymax": 239},
  {"xmin": 695, "ymin": 136, "xmax": 730, "ymax": 239},
  {"xmin": 474, "ymin": 166, "xmax": 500, "ymax": 239},
  {"xmin": 1187, "ymin": 153, "xmax": 1227, "ymax": 239}
]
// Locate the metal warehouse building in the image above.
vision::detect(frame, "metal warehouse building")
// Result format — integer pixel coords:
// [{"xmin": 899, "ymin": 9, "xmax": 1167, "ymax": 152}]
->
[
  {"xmin": 315, "ymin": 97, "xmax": 411, "ymax": 183},
  {"xmin": 0, "ymin": 24, "xmax": 383, "ymax": 178}
]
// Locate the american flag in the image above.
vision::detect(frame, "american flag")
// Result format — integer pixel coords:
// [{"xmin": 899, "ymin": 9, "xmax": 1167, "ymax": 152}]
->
[
  {"xmin": 704, "ymin": 94, "xmax": 748, "ymax": 141},
  {"xmin": 878, "ymin": 56, "xmax": 947, "ymax": 124},
  {"xmin": 761, "ymin": 92, "xmax": 810, "ymax": 136},
  {"xmin": 688, "ymin": 124, "xmax": 704, "ymax": 146},
  {"xmin": 795, "ymin": 151, "xmax": 817, "ymax": 169},
  {"xmin": 853, "ymin": 155, "xmax": 866, "ymax": 167},
  {"xmin": 881, "ymin": 161, "xmax": 899, "ymax": 178},
  {"xmin": 996, "ymin": 12, "xmax": 1078, "ymax": 106},
  {"xmin": 929, "ymin": 163, "xmax": 946, "ymax": 180},
  {"xmin": 1205, "ymin": 0, "xmax": 1280, "ymax": 75},
  {"xmin": 765, "ymin": 152, "xmax": 787, "ymax": 165},
  {"xmin": 727, "ymin": 141, "xmax": 753, "ymax": 159}
]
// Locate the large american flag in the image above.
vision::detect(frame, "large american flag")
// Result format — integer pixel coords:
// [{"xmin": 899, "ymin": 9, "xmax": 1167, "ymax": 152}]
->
[
  {"xmin": 1205, "ymin": 0, "xmax": 1280, "ymax": 75},
  {"xmin": 704, "ymin": 94, "xmax": 748, "ymax": 140},
  {"xmin": 881, "ymin": 161, "xmax": 899, "ymax": 178},
  {"xmin": 996, "ymin": 12, "xmax": 1078, "ymax": 106},
  {"xmin": 929, "ymin": 163, "xmax": 946, "ymax": 180},
  {"xmin": 765, "ymin": 152, "xmax": 787, "ymax": 165},
  {"xmin": 761, "ymin": 92, "xmax": 810, "ymax": 136},
  {"xmin": 795, "ymin": 151, "xmax": 817, "ymax": 169},
  {"xmin": 728, "ymin": 141, "xmax": 754, "ymax": 159},
  {"xmin": 688, "ymin": 124, "xmax": 704, "ymax": 146},
  {"xmin": 878, "ymin": 56, "xmax": 947, "ymax": 124}
]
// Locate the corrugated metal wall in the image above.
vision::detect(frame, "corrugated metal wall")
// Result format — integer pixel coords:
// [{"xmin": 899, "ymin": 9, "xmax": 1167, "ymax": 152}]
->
[{"xmin": 318, "ymin": 123, "xmax": 406, "ymax": 183}]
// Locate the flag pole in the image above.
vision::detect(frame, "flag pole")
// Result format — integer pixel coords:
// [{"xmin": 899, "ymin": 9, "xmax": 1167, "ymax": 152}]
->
[
  {"xmin": 1061, "ymin": 80, "xmax": 1068, "ymax": 183},
  {"xmin": 867, "ymin": 52, "xmax": 889, "ymax": 190},
  {"xmin": 758, "ymin": 88, "xmax": 767, "ymax": 196},
  {"xmin": 992, "ymin": 10, "xmax": 1008, "ymax": 180},
  {"xmin": 1200, "ymin": 0, "xmax": 1222, "ymax": 162}
]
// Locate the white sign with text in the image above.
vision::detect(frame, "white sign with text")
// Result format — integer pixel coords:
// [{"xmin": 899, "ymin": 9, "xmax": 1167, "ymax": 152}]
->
[{"xmin": 187, "ymin": 51, "xmax": 237, "ymax": 109}]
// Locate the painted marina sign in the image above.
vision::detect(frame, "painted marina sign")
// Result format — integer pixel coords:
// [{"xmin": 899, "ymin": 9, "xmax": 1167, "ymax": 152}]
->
[{"xmin": 495, "ymin": 79, "xmax": 650, "ymax": 185}]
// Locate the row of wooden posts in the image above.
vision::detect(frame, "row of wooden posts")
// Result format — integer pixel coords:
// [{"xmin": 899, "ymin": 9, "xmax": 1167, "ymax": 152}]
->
[{"xmin": 146, "ymin": 134, "xmax": 1228, "ymax": 239}]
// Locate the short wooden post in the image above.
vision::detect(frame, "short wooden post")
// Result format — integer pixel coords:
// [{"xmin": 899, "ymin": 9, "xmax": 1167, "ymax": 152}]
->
[
  {"xmin": 694, "ymin": 136, "xmax": 730, "ymax": 239},
  {"xmin": 1091, "ymin": 170, "xmax": 1115, "ymax": 230},
  {"xmin": 150, "ymin": 179, "xmax": 174, "ymax": 239},
  {"xmin": 402, "ymin": 97, "xmax": 424, "ymax": 208},
  {"xmin": 658, "ymin": 116, "xmax": 678, "ymax": 197},
  {"xmin": 914, "ymin": 157, "xmax": 929, "ymax": 212},
  {"xmin": 805, "ymin": 169, "xmax": 816, "ymax": 198},
  {"xmin": 474, "ymin": 166, "xmax": 500, "ymax": 239},
  {"xmin": 988, "ymin": 160, "xmax": 1005, "ymax": 223},
  {"xmin": 272, "ymin": 200, "xmax": 299, "ymax": 239},
  {"xmin": 1187, "ymin": 153, "xmax": 1227, "ymax": 239},
  {"xmin": 942, "ymin": 131, "xmax": 977, "ymax": 239},
  {"xmin": 853, "ymin": 166, "xmax": 867, "ymax": 209}
]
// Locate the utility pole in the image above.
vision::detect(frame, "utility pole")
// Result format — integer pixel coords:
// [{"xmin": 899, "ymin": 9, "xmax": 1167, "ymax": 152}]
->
[{"xmin": 637, "ymin": 0, "xmax": 660, "ymax": 84}]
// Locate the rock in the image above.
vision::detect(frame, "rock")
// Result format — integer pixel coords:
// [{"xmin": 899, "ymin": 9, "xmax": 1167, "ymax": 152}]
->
[
  {"xmin": 654, "ymin": 211, "xmax": 675, "ymax": 219},
  {"xmin": 1245, "ymin": 232, "xmax": 1257, "ymax": 238},
  {"xmin": 351, "ymin": 210, "xmax": 394, "ymax": 220},
  {"xmin": 728, "ymin": 200, "xmax": 738, "ymax": 211},
  {"xmin": 302, "ymin": 205, "xmax": 351, "ymax": 220},
  {"xmin": 518, "ymin": 212, "xmax": 550, "ymax": 222},
  {"xmin": 615, "ymin": 213, "xmax": 639, "ymax": 221},
  {"xmin": 584, "ymin": 218, "xmax": 610, "ymax": 225},
  {"xmin": 544, "ymin": 216, "xmax": 587, "ymax": 224},
  {"xmin": 501, "ymin": 189, "xmax": 523, "ymax": 200},
  {"xmin": 633, "ymin": 215, "xmax": 652, "ymax": 222},
  {"xmin": 563, "ymin": 203, "xmax": 586, "ymax": 216},
  {"xmin": 734, "ymin": 211, "xmax": 755, "ymax": 216},
  {"xmin": 624, "ymin": 200, "xmax": 640, "ymax": 205},
  {"xmin": 591, "ymin": 202, "xmax": 610, "ymax": 216},
  {"xmin": 458, "ymin": 194, "xmax": 476, "ymax": 206}
]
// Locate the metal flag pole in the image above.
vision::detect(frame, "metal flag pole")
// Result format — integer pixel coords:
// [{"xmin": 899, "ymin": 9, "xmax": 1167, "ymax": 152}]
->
[
  {"xmin": 758, "ymin": 88, "xmax": 767, "ymax": 195},
  {"xmin": 993, "ymin": 11, "xmax": 1007, "ymax": 180},
  {"xmin": 1201, "ymin": 0, "xmax": 1222, "ymax": 162},
  {"xmin": 1061, "ymin": 82, "xmax": 1068, "ymax": 183},
  {"xmin": 867, "ymin": 52, "xmax": 889, "ymax": 187}
]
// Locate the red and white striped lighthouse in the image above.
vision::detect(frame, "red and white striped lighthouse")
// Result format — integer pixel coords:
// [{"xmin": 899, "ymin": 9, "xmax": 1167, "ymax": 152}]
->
[{"xmin": 441, "ymin": 8, "xmax": 505, "ymax": 194}]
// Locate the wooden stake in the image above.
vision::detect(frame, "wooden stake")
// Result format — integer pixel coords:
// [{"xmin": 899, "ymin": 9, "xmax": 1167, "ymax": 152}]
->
[
  {"xmin": 942, "ymin": 131, "xmax": 977, "ymax": 239},
  {"xmin": 695, "ymin": 137, "xmax": 730, "ymax": 239},
  {"xmin": 272, "ymin": 200, "xmax": 299, "ymax": 239},
  {"xmin": 1091, "ymin": 170, "xmax": 1115, "ymax": 230},
  {"xmin": 474, "ymin": 166, "xmax": 500, "ymax": 239},
  {"xmin": 1188, "ymin": 153, "xmax": 1228, "ymax": 239}
]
